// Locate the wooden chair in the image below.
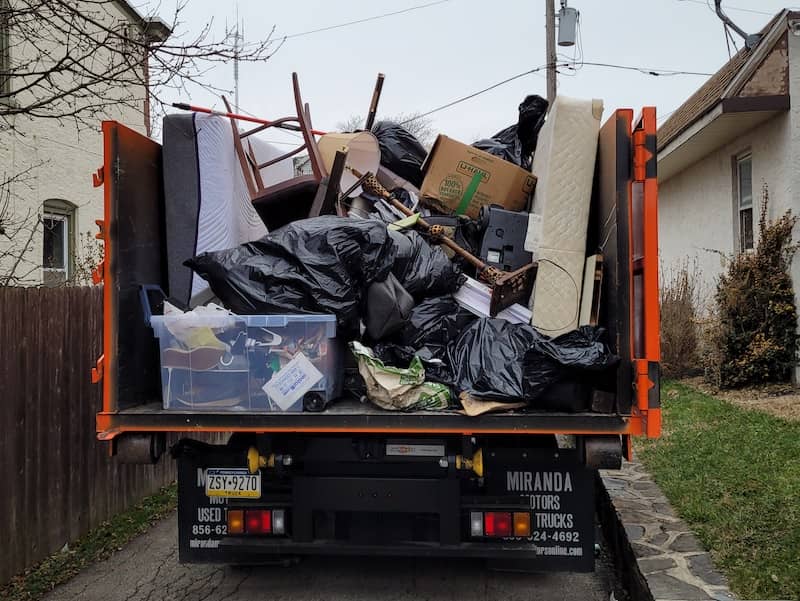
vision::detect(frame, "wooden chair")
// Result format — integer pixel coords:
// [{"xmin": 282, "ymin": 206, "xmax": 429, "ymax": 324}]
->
[{"xmin": 223, "ymin": 72, "xmax": 327, "ymax": 231}]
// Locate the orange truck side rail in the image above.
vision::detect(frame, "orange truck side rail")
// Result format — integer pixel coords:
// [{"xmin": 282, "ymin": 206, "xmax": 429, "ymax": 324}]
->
[{"xmin": 632, "ymin": 108, "xmax": 661, "ymax": 439}]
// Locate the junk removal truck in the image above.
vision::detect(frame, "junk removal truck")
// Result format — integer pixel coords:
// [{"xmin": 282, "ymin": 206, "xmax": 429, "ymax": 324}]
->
[{"xmin": 92, "ymin": 73, "xmax": 660, "ymax": 572}]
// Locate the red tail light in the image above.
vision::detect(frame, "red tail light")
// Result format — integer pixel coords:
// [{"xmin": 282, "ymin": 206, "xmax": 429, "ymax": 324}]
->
[
  {"xmin": 484, "ymin": 512, "xmax": 512, "ymax": 537},
  {"xmin": 245, "ymin": 509, "xmax": 272, "ymax": 534}
]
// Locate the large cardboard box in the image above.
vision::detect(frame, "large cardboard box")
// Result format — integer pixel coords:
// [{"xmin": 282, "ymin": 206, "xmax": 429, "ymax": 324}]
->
[{"xmin": 420, "ymin": 135, "xmax": 536, "ymax": 218}]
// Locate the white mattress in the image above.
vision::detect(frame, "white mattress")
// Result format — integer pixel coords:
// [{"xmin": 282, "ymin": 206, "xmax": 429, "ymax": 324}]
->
[
  {"xmin": 526, "ymin": 96, "xmax": 603, "ymax": 336},
  {"xmin": 190, "ymin": 114, "xmax": 294, "ymax": 301}
]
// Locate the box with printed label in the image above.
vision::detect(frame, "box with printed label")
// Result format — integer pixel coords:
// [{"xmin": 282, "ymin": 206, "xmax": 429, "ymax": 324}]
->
[
  {"xmin": 419, "ymin": 135, "xmax": 537, "ymax": 218},
  {"xmin": 149, "ymin": 313, "xmax": 342, "ymax": 412}
]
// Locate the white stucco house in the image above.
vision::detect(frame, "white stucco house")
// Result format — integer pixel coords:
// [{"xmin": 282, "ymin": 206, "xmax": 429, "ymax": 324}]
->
[
  {"xmin": 658, "ymin": 9, "xmax": 800, "ymax": 307},
  {"xmin": 0, "ymin": 1, "xmax": 169, "ymax": 286}
]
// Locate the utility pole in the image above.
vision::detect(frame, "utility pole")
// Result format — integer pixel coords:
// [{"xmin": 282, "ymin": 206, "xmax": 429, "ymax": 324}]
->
[{"xmin": 545, "ymin": 0, "xmax": 557, "ymax": 104}]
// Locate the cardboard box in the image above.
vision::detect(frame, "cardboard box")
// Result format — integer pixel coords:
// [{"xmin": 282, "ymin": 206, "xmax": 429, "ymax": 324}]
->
[{"xmin": 420, "ymin": 135, "xmax": 536, "ymax": 218}]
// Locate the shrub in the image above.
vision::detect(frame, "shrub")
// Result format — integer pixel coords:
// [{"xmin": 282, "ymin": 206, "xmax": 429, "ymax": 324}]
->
[
  {"xmin": 710, "ymin": 189, "xmax": 798, "ymax": 388},
  {"xmin": 660, "ymin": 260, "xmax": 702, "ymax": 378}
]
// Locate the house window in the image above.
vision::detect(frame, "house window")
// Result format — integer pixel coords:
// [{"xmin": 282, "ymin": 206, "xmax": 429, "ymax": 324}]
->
[
  {"xmin": 42, "ymin": 200, "xmax": 76, "ymax": 285},
  {"xmin": 735, "ymin": 154, "xmax": 753, "ymax": 252}
]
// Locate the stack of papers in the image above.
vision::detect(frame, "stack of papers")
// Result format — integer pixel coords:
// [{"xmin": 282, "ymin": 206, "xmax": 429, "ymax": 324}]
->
[{"xmin": 454, "ymin": 276, "xmax": 532, "ymax": 325}]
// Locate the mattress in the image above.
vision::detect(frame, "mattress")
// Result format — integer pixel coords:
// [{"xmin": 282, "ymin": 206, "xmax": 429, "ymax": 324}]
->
[
  {"xmin": 162, "ymin": 114, "xmax": 294, "ymax": 305},
  {"xmin": 525, "ymin": 96, "xmax": 603, "ymax": 336}
]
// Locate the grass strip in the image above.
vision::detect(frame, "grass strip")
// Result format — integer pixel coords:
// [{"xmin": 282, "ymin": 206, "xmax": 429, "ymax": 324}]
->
[
  {"xmin": 635, "ymin": 381, "xmax": 800, "ymax": 600},
  {"xmin": 0, "ymin": 483, "xmax": 177, "ymax": 601}
]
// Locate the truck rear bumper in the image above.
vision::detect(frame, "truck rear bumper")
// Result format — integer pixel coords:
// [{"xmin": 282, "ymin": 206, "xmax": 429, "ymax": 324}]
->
[{"xmin": 209, "ymin": 539, "xmax": 592, "ymax": 572}]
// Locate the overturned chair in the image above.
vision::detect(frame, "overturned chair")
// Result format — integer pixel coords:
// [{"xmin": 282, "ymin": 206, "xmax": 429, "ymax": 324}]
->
[{"xmin": 224, "ymin": 72, "xmax": 339, "ymax": 231}]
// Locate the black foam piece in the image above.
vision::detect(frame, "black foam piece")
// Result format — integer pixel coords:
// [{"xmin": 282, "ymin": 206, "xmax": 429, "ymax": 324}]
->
[{"xmin": 161, "ymin": 114, "xmax": 201, "ymax": 305}]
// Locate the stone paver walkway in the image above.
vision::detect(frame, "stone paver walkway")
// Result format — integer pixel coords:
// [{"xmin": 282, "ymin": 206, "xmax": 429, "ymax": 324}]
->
[{"xmin": 600, "ymin": 461, "xmax": 735, "ymax": 601}]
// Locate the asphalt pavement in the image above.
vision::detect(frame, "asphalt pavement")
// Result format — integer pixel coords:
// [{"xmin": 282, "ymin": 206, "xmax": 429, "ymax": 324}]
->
[{"xmin": 43, "ymin": 514, "xmax": 619, "ymax": 601}]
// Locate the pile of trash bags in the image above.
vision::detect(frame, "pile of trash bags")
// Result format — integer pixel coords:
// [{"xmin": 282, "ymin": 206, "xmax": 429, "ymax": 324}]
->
[
  {"xmin": 183, "ymin": 93, "xmax": 619, "ymax": 414},
  {"xmin": 188, "ymin": 217, "xmax": 617, "ymax": 412},
  {"xmin": 187, "ymin": 217, "xmax": 463, "ymax": 339}
]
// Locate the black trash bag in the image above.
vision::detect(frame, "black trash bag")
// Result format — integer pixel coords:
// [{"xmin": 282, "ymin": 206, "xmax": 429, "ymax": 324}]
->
[
  {"xmin": 373, "ymin": 295, "xmax": 476, "ymax": 384},
  {"xmin": 521, "ymin": 326, "xmax": 620, "ymax": 404},
  {"xmin": 369, "ymin": 199, "xmax": 408, "ymax": 225},
  {"xmin": 185, "ymin": 217, "xmax": 397, "ymax": 338},
  {"xmin": 372, "ymin": 342, "xmax": 455, "ymax": 388},
  {"xmin": 472, "ymin": 95, "xmax": 548, "ymax": 170},
  {"xmin": 392, "ymin": 188, "xmax": 418, "ymax": 211},
  {"xmin": 446, "ymin": 320, "xmax": 618, "ymax": 403},
  {"xmin": 389, "ymin": 295, "xmax": 477, "ymax": 350},
  {"xmin": 424, "ymin": 214, "xmax": 484, "ymax": 257},
  {"xmin": 388, "ymin": 230, "xmax": 464, "ymax": 300},
  {"xmin": 446, "ymin": 318, "xmax": 538, "ymax": 401},
  {"xmin": 371, "ymin": 121, "xmax": 427, "ymax": 187},
  {"xmin": 364, "ymin": 272, "xmax": 415, "ymax": 340}
]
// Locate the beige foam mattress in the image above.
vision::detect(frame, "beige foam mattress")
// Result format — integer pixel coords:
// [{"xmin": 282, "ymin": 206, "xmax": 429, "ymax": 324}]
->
[{"xmin": 525, "ymin": 96, "xmax": 603, "ymax": 336}]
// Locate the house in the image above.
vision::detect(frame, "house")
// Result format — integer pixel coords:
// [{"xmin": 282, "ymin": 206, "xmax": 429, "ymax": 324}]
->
[
  {"xmin": 293, "ymin": 154, "xmax": 313, "ymax": 177},
  {"xmin": 0, "ymin": 1, "xmax": 170, "ymax": 285},
  {"xmin": 658, "ymin": 10, "xmax": 800, "ymax": 308}
]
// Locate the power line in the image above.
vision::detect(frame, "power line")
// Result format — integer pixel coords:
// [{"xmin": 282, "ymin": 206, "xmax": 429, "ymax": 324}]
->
[
  {"xmin": 673, "ymin": 0, "xmax": 773, "ymax": 16},
  {"xmin": 282, "ymin": 0, "xmax": 451, "ymax": 40},
  {"xmin": 406, "ymin": 60, "xmax": 712, "ymax": 122},
  {"xmin": 571, "ymin": 61, "xmax": 713, "ymax": 77},
  {"xmin": 402, "ymin": 65, "xmax": 549, "ymax": 122}
]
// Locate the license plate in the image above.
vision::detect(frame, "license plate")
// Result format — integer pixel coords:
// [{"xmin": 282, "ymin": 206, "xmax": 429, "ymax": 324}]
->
[{"xmin": 205, "ymin": 468, "xmax": 261, "ymax": 498}]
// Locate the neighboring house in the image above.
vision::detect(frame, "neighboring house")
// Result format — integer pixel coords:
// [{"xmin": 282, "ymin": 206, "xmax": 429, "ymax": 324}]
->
[
  {"xmin": 658, "ymin": 9, "xmax": 800, "ymax": 306},
  {"xmin": 0, "ymin": 1, "xmax": 169, "ymax": 286},
  {"xmin": 293, "ymin": 154, "xmax": 313, "ymax": 177}
]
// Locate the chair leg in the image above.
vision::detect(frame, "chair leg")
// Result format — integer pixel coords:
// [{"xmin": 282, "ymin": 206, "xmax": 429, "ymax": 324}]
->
[
  {"xmin": 309, "ymin": 150, "xmax": 347, "ymax": 218},
  {"xmin": 364, "ymin": 73, "xmax": 385, "ymax": 131},
  {"xmin": 246, "ymin": 140, "xmax": 266, "ymax": 190}
]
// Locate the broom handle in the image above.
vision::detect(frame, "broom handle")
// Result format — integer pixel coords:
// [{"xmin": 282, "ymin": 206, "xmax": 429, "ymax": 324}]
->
[{"xmin": 352, "ymin": 168, "xmax": 488, "ymax": 271}]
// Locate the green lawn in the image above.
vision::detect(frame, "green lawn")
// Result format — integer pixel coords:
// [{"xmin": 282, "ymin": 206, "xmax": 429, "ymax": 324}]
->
[
  {"xmin": 635, "ymin": 381, "xmax": 800, "ymax": 600},
  {"xmin": 0, "ymin": 484, "xmax": 177, "ymax": 601}
]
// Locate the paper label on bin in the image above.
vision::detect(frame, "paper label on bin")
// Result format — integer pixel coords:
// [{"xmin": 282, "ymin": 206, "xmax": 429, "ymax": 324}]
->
[{"xmin": 262, "ymin": 352, "xmax": 324, "ymax": 411}]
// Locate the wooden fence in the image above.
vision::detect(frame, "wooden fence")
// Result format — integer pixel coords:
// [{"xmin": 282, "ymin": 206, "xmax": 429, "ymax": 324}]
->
[{"xmin": 0, "ymin": 286, "xmax": 177, "ymax": 585}]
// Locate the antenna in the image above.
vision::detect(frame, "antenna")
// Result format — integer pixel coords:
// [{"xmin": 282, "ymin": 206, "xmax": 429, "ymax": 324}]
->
[
  {"xmin": 232, "ymin": 4, "xmax": 243, "ymax": 112},
  {"xmin": 714, "ymin": 0, "xmax": 760, "ymax": 50}
]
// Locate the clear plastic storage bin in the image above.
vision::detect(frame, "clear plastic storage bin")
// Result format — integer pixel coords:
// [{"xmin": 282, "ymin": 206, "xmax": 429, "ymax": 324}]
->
[{"xmin": 148, "ymin": 310, "xmax": 342, "ymax": 412}]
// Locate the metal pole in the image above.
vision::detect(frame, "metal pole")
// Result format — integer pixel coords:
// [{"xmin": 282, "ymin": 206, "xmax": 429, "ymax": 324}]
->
[{"xmin": 545, "ymin": 0, "xmax": 557, "ymax": 104}]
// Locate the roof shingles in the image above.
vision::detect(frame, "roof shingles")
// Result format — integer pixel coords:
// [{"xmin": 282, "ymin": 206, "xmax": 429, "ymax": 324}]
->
[{"xmin": 657, "ymin": 11, "xmax": 785, "ymax": 151}]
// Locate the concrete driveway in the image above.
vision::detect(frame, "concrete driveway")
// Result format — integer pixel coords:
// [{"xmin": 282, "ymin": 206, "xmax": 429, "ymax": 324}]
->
[{"xmin": 44, "ymin": 514, "xmax": 618, "ymax": 601}]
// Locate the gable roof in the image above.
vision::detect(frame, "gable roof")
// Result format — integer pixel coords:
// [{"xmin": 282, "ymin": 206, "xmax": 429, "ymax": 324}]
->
[{"xmin": 657, "ymin": 10, "xmax": 787, "ymax": 152}]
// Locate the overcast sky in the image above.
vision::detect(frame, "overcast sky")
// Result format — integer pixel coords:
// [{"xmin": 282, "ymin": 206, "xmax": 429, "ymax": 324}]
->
[{"xmin": 146, "ymin": 0, "xmax": 793, "ymax": 146}]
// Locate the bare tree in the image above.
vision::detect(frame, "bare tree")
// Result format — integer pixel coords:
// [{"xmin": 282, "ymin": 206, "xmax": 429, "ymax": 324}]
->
[
  {"xmin": 0, "ymin": 167, "xmax": 42, "ymax": 286},
  {"xmin": 0, "ymin": 0, "xmax": 281, "ymax": 285},
  {"xmin": 337, "ymin": 111, "xmax": 436, "ymax": 148},
  {"xmin": 0, "ymin": 0, "xmax": 282, "ymax": 130}
]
